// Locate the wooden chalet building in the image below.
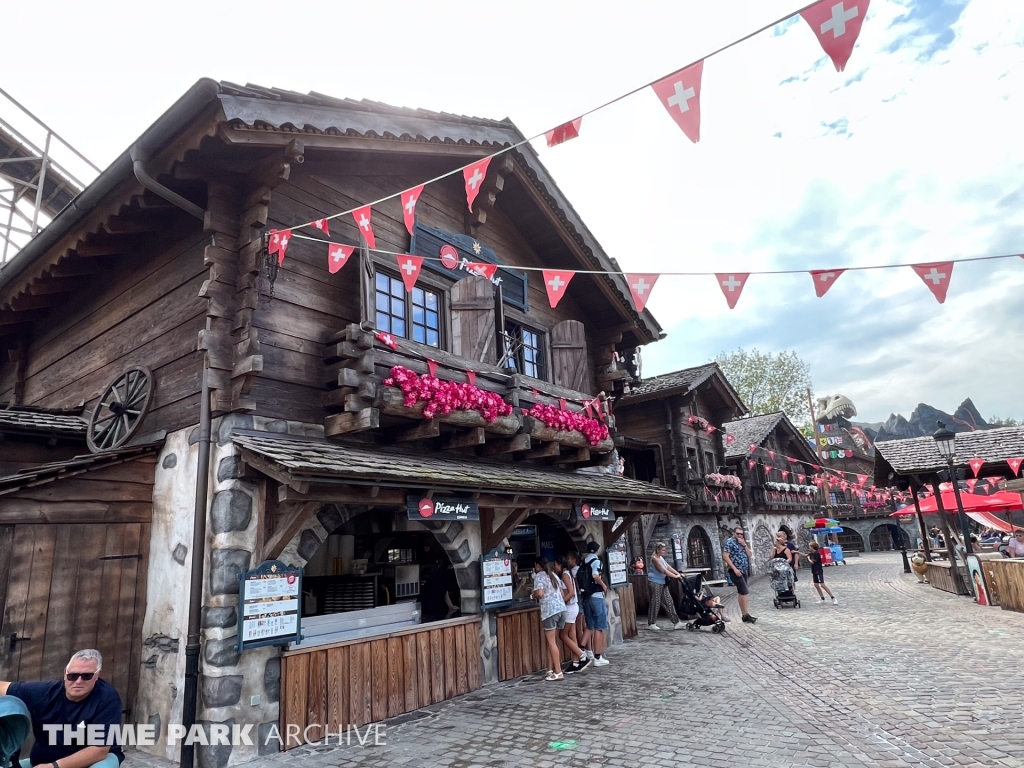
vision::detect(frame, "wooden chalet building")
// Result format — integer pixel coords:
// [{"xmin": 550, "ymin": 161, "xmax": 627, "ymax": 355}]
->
[{"xmin": 0, "ymin": 80, "xmax": 692, "ymax": 763}]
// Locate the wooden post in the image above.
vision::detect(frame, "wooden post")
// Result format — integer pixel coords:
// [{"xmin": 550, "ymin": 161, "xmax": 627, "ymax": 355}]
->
[{"xmin": 909, "ymin": 479, "xmax": 933, "ymax": 561}]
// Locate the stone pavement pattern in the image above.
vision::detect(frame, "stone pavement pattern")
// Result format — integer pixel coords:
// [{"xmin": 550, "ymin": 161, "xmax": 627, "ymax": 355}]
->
[{"xmin": 131, "ymin": 553, "xmax": 1024, "ymax": 767}]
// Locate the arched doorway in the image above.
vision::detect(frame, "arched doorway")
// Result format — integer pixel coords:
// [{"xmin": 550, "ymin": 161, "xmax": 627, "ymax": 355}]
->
[
  {"xmin": 753, "ymin": 523, "xmax": 774, "ymax": 575},
  {"xmin": 869, "ymin": 524, "xmax": 910, "ymax": 552},
  {"xmin": 837, "ymin": 528, "xmax": 865, "ymax": 552},
  {"xmin": 686, "ymin": 526, "xmax": 714, "ymax": 577}
]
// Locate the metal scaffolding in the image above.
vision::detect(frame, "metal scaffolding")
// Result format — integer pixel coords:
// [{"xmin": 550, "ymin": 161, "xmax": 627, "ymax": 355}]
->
[{"xmin": 0, "ymin": 86, "xmax": 98, "ymax": 264}]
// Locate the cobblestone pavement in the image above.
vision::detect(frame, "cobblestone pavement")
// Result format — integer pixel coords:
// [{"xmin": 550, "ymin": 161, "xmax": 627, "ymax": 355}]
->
[{"xmin": 132, "ymin": 553, "xmax": 1024, "ymax": 768}]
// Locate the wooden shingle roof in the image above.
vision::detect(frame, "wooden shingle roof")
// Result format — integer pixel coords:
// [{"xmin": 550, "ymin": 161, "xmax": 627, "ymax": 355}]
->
[{"xmin": 874, "ymin": 425, "xmax": 1024, "ymax": 482}]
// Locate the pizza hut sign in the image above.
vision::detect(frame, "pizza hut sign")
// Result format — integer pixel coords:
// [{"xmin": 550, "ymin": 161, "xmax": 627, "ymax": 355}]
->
[
  {"xmin": 574, "ymin": 502, "xmax": 614, "ymax": 521},
  {"xmin": 406, "ymin": 495, "xmax": 480, "ymax": 521}
]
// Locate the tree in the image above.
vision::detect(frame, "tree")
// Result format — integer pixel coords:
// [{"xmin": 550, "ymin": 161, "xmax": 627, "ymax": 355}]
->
[
  {"xmin": 987, "ymin": 416, "xmax": 1021, "ymax": 427},
  {"xmin": 714, "ymin": 348, "xmax": 813, "ymax": 424}
]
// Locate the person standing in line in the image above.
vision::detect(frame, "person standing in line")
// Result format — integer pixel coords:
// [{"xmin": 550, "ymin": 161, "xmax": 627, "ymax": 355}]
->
[
  {"xmin": 723, "ymin": 527, "xmax": 757, "ymax": 624},
  {"xmin": 554, "ymin": 557, "xmax": 591, "ymax": 672},
  {"xmin": 580, "ymin": 541, "xmax": 610, "ymax": 666},
  {"xmin": 1008, "ymin": 529, "xmax": 1024, "ymax": 558},
  {"xmin": 807, "ymin": 542, "xmax": 838, "ymax": 604},
  {"xmin": 565, "ymin": 551, "xmax": 588, "ymax": 652},
  {"xmin": 647, "ymin": 542, "xmax": 685, "ymax": 630},
  {"xmin": 532, "ymin": 557, "xmax": 568, "ymax": 681}
]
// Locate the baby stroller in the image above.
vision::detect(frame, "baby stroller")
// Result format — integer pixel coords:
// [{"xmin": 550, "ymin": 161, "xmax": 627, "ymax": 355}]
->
[
  {"xmin": 770, "ymin": 559, "xmax": 800, "ymax": 608},
  {"xmin": 679, "ymin": 574, "xmax": 727, "ymax": 634}
]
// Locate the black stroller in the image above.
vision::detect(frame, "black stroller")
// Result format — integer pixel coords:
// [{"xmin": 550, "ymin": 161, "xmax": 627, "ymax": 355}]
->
[
  {"xmin": 678, "ymin": 573, "xmax": 727, "ymax": 634},
  {"xmin": 770, "ymin": 559, "xmax": 801, "ymax": 608}
]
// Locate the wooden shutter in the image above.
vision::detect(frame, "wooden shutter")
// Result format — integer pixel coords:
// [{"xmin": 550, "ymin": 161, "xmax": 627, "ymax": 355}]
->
[
  {"xmin": 550, "ymin": 319, "xmax": 592, "ymax": 393},
  {"xmin": 450, "ymin": 276, "xmax": 496, "ymax": 364},
  {"xmin": 359, "ymin": 244, "xmax": 375, "ymax": 325}
]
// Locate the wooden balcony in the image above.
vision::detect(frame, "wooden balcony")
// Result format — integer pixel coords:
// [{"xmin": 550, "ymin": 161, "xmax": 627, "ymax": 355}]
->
[
  {"xmin": 322, "ymin": 324, "xmax": 616, "ymax": 466},
  {"xmin": 691, "ymin": 485, "xmax": 741, "ymax": 511},
  {"xmin": 752, "ymin": 488, "xmax": 822, "ymax": 513}
]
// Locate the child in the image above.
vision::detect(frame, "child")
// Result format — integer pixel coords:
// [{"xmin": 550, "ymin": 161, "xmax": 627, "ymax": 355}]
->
[{"xmin": 808, "ymin": 542, "xmax": 838, "ymax": 605}]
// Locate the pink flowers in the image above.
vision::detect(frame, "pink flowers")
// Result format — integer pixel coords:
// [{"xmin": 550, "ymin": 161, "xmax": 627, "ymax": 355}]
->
[
  {"xmin": 383, "ymin": 366, "xmax": 513, "ymax": 422},
  {"xmin": 705, "ymin": 473, "xmax": 743, "ymax": 490},
  {"xmin": 526, "ymin": 403, "xmax": 610, "ymax": 447}
]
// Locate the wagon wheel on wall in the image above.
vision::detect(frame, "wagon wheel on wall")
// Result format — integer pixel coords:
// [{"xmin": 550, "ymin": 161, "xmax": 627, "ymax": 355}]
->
[{"xmin": 87, "ymin": 366, "xmax": 155, "ymax": 453}]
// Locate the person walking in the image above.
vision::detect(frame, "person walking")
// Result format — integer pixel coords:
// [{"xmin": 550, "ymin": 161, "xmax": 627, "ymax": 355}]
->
[
  {"xmin": 554, "ymin": 557, "xmax": 591, "ymax": 672},
  {"xmin": 647, "ymin": 542, "xmax": 684, "ymax": 630},
  {"xmin": 579, "ymin": 542, "xmax": 610, "ymax": 666},
  {"xmin": 807, "ymin": 542, "xmax": 838, "ymax": 604},
  {"xmin": 531, "ymin": 557, "xmax": 567, "ymax": 681},
  {"xmin": 723, "ymin": 527, "xmax": 757, "ymax": 624}
]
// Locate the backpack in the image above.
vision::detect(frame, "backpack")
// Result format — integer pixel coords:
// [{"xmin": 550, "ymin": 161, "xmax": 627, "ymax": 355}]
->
[{"xmin": 575, "ymin": 556, "xmax": 600, "ymax": 598}]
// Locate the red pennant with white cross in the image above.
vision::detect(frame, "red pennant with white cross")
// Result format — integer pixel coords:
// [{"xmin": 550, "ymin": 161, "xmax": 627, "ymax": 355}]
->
[
  {"xmin": 726, "ymin": 434, "xmax": 736, "ymax": 445},
  {"xmin": 426, "ymin": 359, "xmax": 438, "ymax": 377},
  {"xmin": 768, "ymin": 451, "xmax": 776, "ymax": 460},
  {"xmin": 267, "ymin": 229, "xmax": 282, "ymax": 254},
  {"xmin": 856, "ymin": 474, "xmax": 868, "ymax": 486},
  {"xmin": 798, "ymin": 474, "xmax": 806, "ymax": 484},
  {"xmin": 912, "ymin": 262, "xmax": 954, "ymax": 303},
  {"xmin": 546, "ymin": 118, "xmax": 582, "ymax": 147},
  {"xmin": 625, "ymin": 274, "xmax": 659, "ymax": 313},
  {"xmin": 352, "ymin": 206, "xmax": 376, "ymax": 250},
  {"xmin": 375, "ymin": 331, "xmax": 398, "ymax": 350},
  {"xmin": 464, "ymin": 158, "xmax": 491, "ymax": 212},
  {"xmin": 1008, "ymin": 458, "xmax": 1023, "ymax": 477},
  {"xmin": 466, "ymin": 370, "xmax": 476, "ymax": 386},
  {"xmin": 312, "ymin": 218, "xmax": 330, "ymax": 236},
  {"xmin": 748, "ymin": 460, "xmax": 757, "ymax": 470},
  {"xmin": 968, "ymin": 458, "xmax": 985, "ymax": 477},
  {"xmin": 275, "ymin": 230, "xmax": 292, "ymax": 265},
  {"xmin": 327, "ymin": 243, "xmax": 355, "ymax": 274},
  {"xmin": 801, "ymin": 0, "xmax": 871, "ymax": 72},
  {"xmin": 781, "ymin": 470, "xmax": 790, "ymax": 480},
  {"xmin": 542, "ymin": 270, "xmax": 575, "ymax": 308},
  {"xmin": 401, "ymin": 185, "xmax": 424, "ymax": 236},
  {"xmin": 467, "ymin": 262, "xmax": 497, "ymax": 281},
  {"xmin": 396, "ymin": 255, "xmax": 424, "ymax": 292},
  {"xmin": 716, "ymin": 273, "xmax": 749, "ymax": 309},
  {"xmin": 810, "ymin": 269, "xmax": 844, "ymax": 297},
  {"xmin": 966, "ymin": 479, "xmax": 978, "ymax": 492},
  {"xmin": 652, "ymin": 61, "xmax": 704, "ymax": 143}
]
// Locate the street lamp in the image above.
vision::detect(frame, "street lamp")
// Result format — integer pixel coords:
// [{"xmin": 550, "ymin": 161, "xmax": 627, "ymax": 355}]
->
[{"xmin": 932, "ymin": 421, "xmax": 973, "ymax": 557}]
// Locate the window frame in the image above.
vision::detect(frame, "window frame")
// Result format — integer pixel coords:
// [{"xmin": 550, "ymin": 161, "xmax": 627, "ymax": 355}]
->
[
  {"xmin": 372, "ymin": 266, "xmax": 448, "ymax": 350},
  {"xmin": 504, "ymin": 319, "xmax": 549, "ymax": 382}
]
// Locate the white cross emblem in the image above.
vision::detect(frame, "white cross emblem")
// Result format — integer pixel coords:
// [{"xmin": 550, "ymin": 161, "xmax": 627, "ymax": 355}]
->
[
  {"xmin": 819, "ymin": 272, "xmax": 835, "ymax": 282},
  {"xmin": 332, "ymin": 250, "xmax": 343, "ymax": 263},
  {"xmin": 632, "ymin": 278, "xmax": 650, "ymax": 295},
  {"xmin": 404, "ymin": 196, "xmax": 417, "ymax": 215},
  {"xmin": 666, "ymin": 81, "xmax": 696, "ymax": 113},
  {"xmin": 279, "ymin": 234, "xmax": 289, "ymax": 248},
  {"xmin": 358, "ymin": 214, "xmax": 371, "ymax": 232},
  {"xmin": 721, "ymin": 275, "xmax": 741, "ymax": 292},
  {"xmin": 401, "ymin": 260, "xmax": 418, "ymax": 276},
  {"xmin": 820, "ymin": 2, "xmax": 858, "ymax": 38},
  {"xmin": 547, "ymin": 275, "xmax": 565, "ymax": 292},
  {"xmin": 923, "ymin": 268, "xmax": 946, "ymax": 285},
  {"xmin": 467, "ymin": 168, "xmax": 484, "ymax": 189}
]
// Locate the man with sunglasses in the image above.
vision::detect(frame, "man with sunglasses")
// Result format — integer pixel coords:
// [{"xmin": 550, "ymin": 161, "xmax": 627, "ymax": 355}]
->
[
  {"xmin": 1009, "ymin": 529, "xmax": 1024, "ymax": 558},
  {"xmin": 0, "ymin": 649, "xmax": 124, "ymax": 768},
  {"xmin": 723, "ymin": 527, "xmax": 757, "ymax": 624}
]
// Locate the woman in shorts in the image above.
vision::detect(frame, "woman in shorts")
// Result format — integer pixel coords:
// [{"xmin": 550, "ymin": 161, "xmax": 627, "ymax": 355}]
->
[
  {"xmin": 808, "ymin": 542, "xmax": 838, "ymax": 605},
  {"xmin": 532, "ymin": 557, "xmax": 568, "ymax": 680},
  {"xmin": 555, "ymin": 557, "xmax": 590, "ymax": 672}
]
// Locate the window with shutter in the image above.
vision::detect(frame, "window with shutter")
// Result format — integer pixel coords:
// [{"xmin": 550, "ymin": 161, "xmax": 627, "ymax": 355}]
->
[
  {"xmin": 450, "ymin": 275, "xmax": 497, "ymax": 364},
  {"xmin": 549, "ymin": 319, "xmax": 592, "ymax": 394}
]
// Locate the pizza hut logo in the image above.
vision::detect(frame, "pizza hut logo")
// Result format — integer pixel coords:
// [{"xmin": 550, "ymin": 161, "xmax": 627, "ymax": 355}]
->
[
  {"xmin": 286, "ymin": 573, "xmax": 297, "ymax": 585},
  {"xmin": 440, "ymin": 245, "xmax": 459, "ymax": 270},
  {"xmin": 502, "ymin": 559, "xmax": 510, "ymax": 567},
  {"xmin": 581, "ymin": 503, "xmax": 591, "ymax": 519},
  {"xmin": 418, "ymin": 498, "xmax": 435, "ymax": 518}
]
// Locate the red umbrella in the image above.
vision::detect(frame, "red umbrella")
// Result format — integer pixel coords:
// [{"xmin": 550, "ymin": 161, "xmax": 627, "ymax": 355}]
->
[{"xmin": 890, "ymin": 490, "xmax": 1023, "ymax": 516}]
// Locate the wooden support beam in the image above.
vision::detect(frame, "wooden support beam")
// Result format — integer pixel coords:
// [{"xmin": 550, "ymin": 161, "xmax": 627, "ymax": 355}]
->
[
  {"xmin": 482, "ymin": 508, "xmax": 531, "ymax": 554},
  {"xmin": 9, "ymin": 293, "xmax": 66, "ymax": 312},
  {"xmin": 324, "ymin": 408, "xmax": 380, "ymax": 437},
  {"xmin": 523, "ymin": 442, "xmax": 560, "ymax": 460},
  {"xmin": 443, "ymin": 427, "xmax": 486, "ymax": 451},
  {"xmin": 555, "ymin": 448, "xmax": 591, "ymax": 464},
  {"xmin": 393, "ymin": 419, "xmax": 440, "ymax": 443},
  {"xmin": 262, "ymin": 501, "xmax": 320, "ymax": 562},
  {"xmin": 481, "ymin": 434, "xmax": 532, "ymax": 456},
  {"xmin": 604, "ymin": 511, "xmax": 645, "ymax": 547}
]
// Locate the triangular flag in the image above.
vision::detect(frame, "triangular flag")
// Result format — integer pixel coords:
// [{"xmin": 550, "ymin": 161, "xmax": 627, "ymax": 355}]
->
[
  {"xmin": 705, "ymin": 425, "xmax": 716, "ymax": 435},
  {"xmin": 768, "ymin": 451, "xmax": 776, "ymax": 460},
  {"xmin": 375, "ymin": 331, "xmax": 398, "ymax": 350},
  {"xmin": 715, "ymin": 273, "xmax": 749, "ymax": 309},
  {"xmin": 781, "ymin": 470, "xmax": 790, "ymax": 480},
  {"xmin": 353, "ymin": 206, "xmax": 376, "ymax": 250},
  {"xmin": 748, "ymin": 460, "xmax": 757, "ymax": 470},
  {"xmin": 966, "ymin": 479, "xmax": 978, "ymax": 492},
  {"xmin": 968, "ymin": 458, "xmax": 985, "ymax": 477},
  {"xmin": 911, "ymin": 262, "xmax": 954, "ymax": 304},
  {"xmin": 426, "ymin": 359, "xmax": 438, "ymax": 377},
  {"xmin": 1008, "ymin": 458, "xmax": 1023, "ymax": 477},
  {"xmin": 312, "ymin": 218, "xmax": 330, "ymax": 235},
  {"xmin": 787, "ymin": 456, "xmax": 798, "ymax": 463},
  {"xmin": 327, "ymin": 243, "xmax": 355, "ymax": 274},
  {"xmin": 798, "ymin": 474, "xmax": 806, "ymax": 484},
  {"xmin": 545, "ymin": 118, "xmax": 582, "ymax": 147},
  {"xmin": 464, "ymin": 158, "xmax": 491, "ymax": 212},
  {"xmin": 749, "ymin": 443, "xmax": 759, "ymax": 454},
  {"xmin": 267, "ymin": 229, "xmax": 281, "ymax": 255},
  {"xmin": 396, "ymin": 255, "xmax": 424, "ymax": 292},
  {"xmin": 401, "ymin": 185, "xmax": 424, "ymax": 236},
  {"xmin": 584, "ymin": 400, "xmax": 594, "ymax": 419},
  {"xmin": 558, "ymin": 398, "xmax": 567, "ymax": 412},
  {"xmin": 626, "ymin": 274, "xmax": 659, "ymax": 313},
  {"xmin": 726, "ymin": 434, "xmax": 736, "ymax": 445},
  {"xmin": 466, "ymin": 370, "xmax": 476, "ymax": 386},
  {"xmin": 652, "ymin": 60, "xmax": 704, "ymax": 143},
  {"xmin": 542, "ymin": 270, "xmax": 575, "ymax": 308},
  {"xmin": 810, "ymin": 269, "xmax": 845, "ymax": 297},
  {"xmin": 801, "ymin": 0, "xmax": 871, "ymax": 72},
  {"xmin": 856, "ymin": 474, "xmax": 868, "ymax": 486},
  {"xmin": 268, "ymin": 229, "xmax": 291, "ymax": 265},
  {"xmin": 467, "ymin": 262, "xmax": 497, "ymax": 281}
]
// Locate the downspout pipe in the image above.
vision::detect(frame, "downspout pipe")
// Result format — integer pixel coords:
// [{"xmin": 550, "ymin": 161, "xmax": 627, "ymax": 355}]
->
[{"xmin": 129, "ymin": 146, "xmax": 205, "ymax": 221}]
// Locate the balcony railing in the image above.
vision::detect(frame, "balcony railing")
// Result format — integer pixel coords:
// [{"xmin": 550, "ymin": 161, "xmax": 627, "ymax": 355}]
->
[
  {"xmin": 693, "ymin": 485, "xmax": 740, "ymax": 509},
  {"xmin": 752, "ymin": 488, "xmax": 821, "ymax": 512}
]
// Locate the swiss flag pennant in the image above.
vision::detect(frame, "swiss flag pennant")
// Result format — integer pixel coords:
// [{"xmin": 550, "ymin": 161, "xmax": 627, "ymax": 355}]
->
[
  {"xmin": 716, "ymin": 273, "xmax": 749, "ymax": 309},
  {"xmin": 396, "ymin": 255, "xmax": 424, "ymax": 292},
  {"xmin": 267, "ymin": 229, "xmax": 281, "ymax": 255},
  {"xmin": 467, "ymin": 262, "xmax": 497, "ymax": 281},
  {"xmin": 426, "ymin": 359, "xmax": 438, "ymax": 378},
  {"xmin": 352, "ymin": 206, "xmax": 376, "ymax": 250},
  {"xmin": 558, "ymin": 398, "xmax": 567, "ymax": 412},
  {"xmin": 726, "ymin": 434, "xmax": 736, "ymax": 445},
  {"xmin": 401, "ymin": 185, "xmax": 424, "ymax": 236},
  {"xmin": 966, "ymin": 478, "xmax": 978, "ymax": 492},
  {"xmin": 268, "ymin": 229, "xmax": 291, "ymax": 264},
  {"xmin": 1007, "ymin": 458, "xmax": 1023, "ymax": 477},
  {"xmin": 748, "ymin": 460, "xmax": 757, "ymax": 470},
  {"xmin": 768, "ymin": 451, "xmax": 776, "ymax": 461},
  {"xmin": 801, "ymin": 0, "xmax": 871, "ymax": 72},
  {"xmin": 327, "ymin": 243, "xmax": 355, "ymax": 274},
  {"xmin": 781, "ymin": 470, "xmax": 790, "ymax": 480},
  {"xmin": 375, "ymin": 331, "xmax": 398, "ymax": 350},
  {"xmin": 911, "ymin": 262, "xmax": 954, "ymax": 304},
  {"xmin": 542, "ymin": 270, "xmax": 575, "ymax": 308},
  {"xmin": 463, "ymin": 158, "xmax": 491, "ymax": 212},
  {"xmin": 857, "ymin": 474, "xmax": 868, "ymax": 486},
  {"xmin": 545, "ymin": 118, "xmax": 582, "ymax": 147},
  {"xmin": 312, "ymin": 218, "xmax": 330, "ymax": 236},
  {"xmin": 466, "ymin": 370, "xmax": 476, "ymax": 386},
  {"xmin": 787, "ymin": 456, "xmax": 798, "ymax": 463},
  {"xmin": 706, "ymin": 425, "xmax": 717, "ymax": 435},
  {"xmin": 798, "ymin": 474, "xmax": 806, "ymax": 484},
  {"xmin": 968, "ymin": 458, "xmax": 985, "ymax": 477},
  {"xmin": 652, "ymin": 61, "xmax": 704, "ymax": 143},
  {"xmin": 584, "ymin": 400, "xmax": 594, "ymax": 419},
  {"xmin": 749, "ymin": 443, "xmax": 759, "ymax": 454},
  {"xmin": 626, "ymin": 274, "xmax": 659, "ymax": 313},
  {"xmin": 810, "ymin": 269, "xmax": 845, "ymax": 297}
]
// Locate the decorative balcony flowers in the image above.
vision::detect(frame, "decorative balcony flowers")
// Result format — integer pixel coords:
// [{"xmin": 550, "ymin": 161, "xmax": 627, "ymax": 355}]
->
[
  {"xmin": 685, "ymin": 414, "xmax": 710, "ymax": 431},
  {"xmin": 525, "ymin": 403, "xmax": 610, "ymax": 447},
  {"xmin": 383, "ymin": 366, "xmax": 513, "ymax": 422},
  {"xmin": 704, "ymin": 472, "xmax": 742, "ymax": 490},
  {"xmin": 766, "ymin": 481, "xmax": 818, "ymax": 495}
]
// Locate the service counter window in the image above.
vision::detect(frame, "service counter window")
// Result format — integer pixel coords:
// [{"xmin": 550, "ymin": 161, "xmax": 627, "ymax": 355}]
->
[{"xmin": 507, "ymin": 514, "xmax": 578, "ymax": 606}]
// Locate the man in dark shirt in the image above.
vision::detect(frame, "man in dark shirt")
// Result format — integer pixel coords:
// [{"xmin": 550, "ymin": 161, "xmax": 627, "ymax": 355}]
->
[
  {"xmin": 0, "ymin": 649, "xmax": 124, "ymax": 768},
  {"xmin": 420, "ymin": 561, "xmax": 459, "ymax": 623}
]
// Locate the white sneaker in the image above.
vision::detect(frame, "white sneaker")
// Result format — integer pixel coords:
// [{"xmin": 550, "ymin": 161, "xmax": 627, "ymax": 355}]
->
[
  {"xmin": 592, "ymin": 657, "xmax": 610, "ymax": 667},
  {"xmin": 649, "ymin": 624, "xmax": 661, "ymax": 631},
  {"xmin": 672, "ymin": 621, "xmax": 686, "ymax": 630},
  {"xmin": 585, "ymin": 649, "xmax": 595, "ymax": 660},
  {"xmin": 831, "ymin": 598, "xmax": 839, "ymax": 605},
  {"xmin": 816, "ymin": 599, "xmax": 825, "ymax": 604}
]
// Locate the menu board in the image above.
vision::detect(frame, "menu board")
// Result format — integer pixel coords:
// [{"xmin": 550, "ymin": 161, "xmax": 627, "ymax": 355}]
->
[
  {"xmin": 607, "ymin": 539, "xmax": 628, "ymax": 587},
  {"xmin": 671, "ymin": 535, "xmax": 684, "ymax": 569},
  {"xmin": 480, "ymin": 548, "xmax": 515, "ymax": 610},
  {"xmin": 236, "ymin": 561, "xmax": 302, "ymax": 652}
]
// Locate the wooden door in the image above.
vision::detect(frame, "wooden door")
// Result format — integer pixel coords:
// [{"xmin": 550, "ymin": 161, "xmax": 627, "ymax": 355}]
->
[
  {"xmin": 0, "ymin": 523, "xmax": 150, "ymax": 720},
  {"xmin": 450, "ymin": 276, "xmax": 496, "ymax": 364},
  {"xmin": 550, "ymin": 319, "xmax": 592, "ymax": 393}
]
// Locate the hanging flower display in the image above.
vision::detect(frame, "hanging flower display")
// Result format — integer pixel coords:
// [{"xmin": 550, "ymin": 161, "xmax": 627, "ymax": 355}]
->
[
  {"xmin": 766, "ymin": 481, "xmax": 818, "ymax": 496},
  {"xmin": 685, "ymin": 414, "xmax": 710, "ymax": 431},
  {"xmin": 526, "ymin": 403, "xmax": 610, "ymax": 447},
  {"xmin": 383, "ymin": 366, "xmax": 513, "ymax": 422},
  {"xmin": 704, "ymin": 473, "xmax": 742, "ymax": 490}
]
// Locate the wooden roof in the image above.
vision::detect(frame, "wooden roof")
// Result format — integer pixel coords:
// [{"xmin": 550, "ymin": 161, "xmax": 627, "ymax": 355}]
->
[
  {"xmin": 0, "ymin": 442, "xmax": 160, "ymax": 496},
  {"xmin": 0, "ymin": 406, "xmax": 87, "ymax": 438},
  {"xmin": 618, "ymin": 363, "xmax": 747, "ymax": 413},
  {"xmin": 723, "ymin": 411, "xmax": 818, "ymax": 464},
  {"xmin": 873, "ymin": 425, "xmax": 1024, "ymax": 486}
]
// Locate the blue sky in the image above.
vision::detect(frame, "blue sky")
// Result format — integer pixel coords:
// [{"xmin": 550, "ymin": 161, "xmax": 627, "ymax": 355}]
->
[{"xmin": 2, "ymin": 0, "xmax": 1022, "ymax": 423}]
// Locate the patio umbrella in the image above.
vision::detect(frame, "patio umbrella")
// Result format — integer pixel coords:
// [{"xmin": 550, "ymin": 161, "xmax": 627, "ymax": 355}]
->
[
  {"xmin": 803, "ymin": 517, "xmax": 841, "ymax": 530},
  {"xmin": 888, "ymin": 490, "xmax": 1022, "ymax": 516}
]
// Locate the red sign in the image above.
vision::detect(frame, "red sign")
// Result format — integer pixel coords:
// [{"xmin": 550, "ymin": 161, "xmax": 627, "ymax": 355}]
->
[
  {"xmin": 440, "ymin": 244, "xmax": 459, "ymax": 269},
  {"xmin": 581, "ymin": 503, "xmax": 591, "ymax": 519},
  {"xmin": 418, "ymin": 498, "xmax": 435, "ymax": 518}
]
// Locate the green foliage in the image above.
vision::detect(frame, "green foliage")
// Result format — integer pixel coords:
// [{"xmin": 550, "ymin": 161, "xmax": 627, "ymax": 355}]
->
[
  {"xmin": 987, "ymin": 416, "xmax": 1021, "ymax": 427},
  {"xmin": 714, "ymin": 348, "xmax": 813, "ymax": 425}
]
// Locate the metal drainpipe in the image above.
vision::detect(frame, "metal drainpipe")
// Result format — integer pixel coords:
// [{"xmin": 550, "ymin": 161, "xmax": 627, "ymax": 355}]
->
[{"xmin": 130, "ymin": 147, "xmax": 205, "ymax": 221}]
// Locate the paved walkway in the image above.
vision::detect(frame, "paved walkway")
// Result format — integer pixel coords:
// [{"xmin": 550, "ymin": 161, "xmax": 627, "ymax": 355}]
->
[{"xmin": 133, "ymin": 553, "xmax": 1024, "ymax": 767}]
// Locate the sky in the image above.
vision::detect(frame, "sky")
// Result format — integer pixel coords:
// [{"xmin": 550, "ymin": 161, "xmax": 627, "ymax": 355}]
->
[{"xmin": 2, "ymin": 0, "xmax": 1022, "ymax": 423}]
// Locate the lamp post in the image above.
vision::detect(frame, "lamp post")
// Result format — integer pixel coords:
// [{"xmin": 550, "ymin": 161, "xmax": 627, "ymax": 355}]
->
[{"xmin": 932, "ymin": 421, "xmax": 973, "ymax": 557}]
